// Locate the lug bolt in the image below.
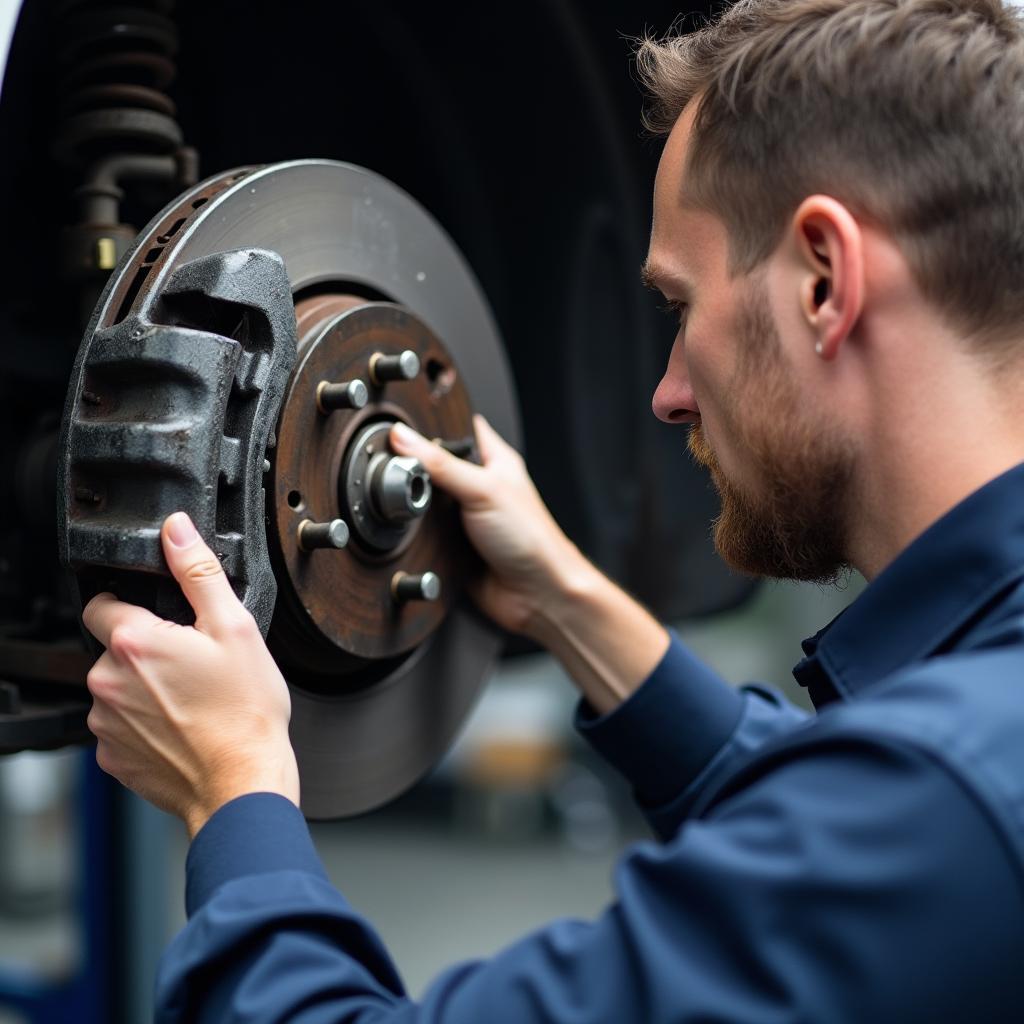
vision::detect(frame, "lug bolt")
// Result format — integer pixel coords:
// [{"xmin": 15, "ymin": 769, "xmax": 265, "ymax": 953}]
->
[
  {"xmin": 316, "ymin": 379, "xmax": 369, "ymax": 413},
  {"xmin": 297, "ymin": 518, "xmax": 349, "ymax": 552},
  {"xmin": 391, "ymin": 571, "xmax": 442, "ymax": 603},
  {"xmin": 369, "ymin": 350, "xmax": 420, "ymax": 385}
]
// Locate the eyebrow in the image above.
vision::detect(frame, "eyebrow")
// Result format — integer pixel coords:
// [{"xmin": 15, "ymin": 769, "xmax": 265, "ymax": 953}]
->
[
  {"xmin": 640, "ymin": 259, "xmax": 660, "ymax": 291},
  {"xmin": 640, "ymin": 259, "xmax": 692, "ymax": 300}
]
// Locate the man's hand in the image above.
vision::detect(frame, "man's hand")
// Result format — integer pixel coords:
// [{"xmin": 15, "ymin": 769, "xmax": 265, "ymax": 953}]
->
[
  {"xmin": 390, "ymin": 415, "xmax": 589, "ymax": 640},
  {"xmin": 391, "ymin": 416, "xmax": 669, "ymax": 713},
  {"xmin": 83, "ymin": 512, "xmax": 299, "ymax": 839}
]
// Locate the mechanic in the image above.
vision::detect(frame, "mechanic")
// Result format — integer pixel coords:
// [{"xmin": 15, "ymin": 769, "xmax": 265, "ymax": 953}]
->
[{"xmin": 82, "ymin": 0, "xmax": 1024, "ymax": 1020}]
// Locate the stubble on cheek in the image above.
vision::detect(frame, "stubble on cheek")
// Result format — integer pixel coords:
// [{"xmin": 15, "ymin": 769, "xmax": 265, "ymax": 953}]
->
[{"xmin": 683, "ymin": 285, "xmax": 854, "ymax": 585}]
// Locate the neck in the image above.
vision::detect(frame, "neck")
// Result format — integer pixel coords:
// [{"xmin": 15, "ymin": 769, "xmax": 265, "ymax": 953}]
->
[{"xmin": 848, "ymin": 342, "xmax": 1024, "ymax": 581}]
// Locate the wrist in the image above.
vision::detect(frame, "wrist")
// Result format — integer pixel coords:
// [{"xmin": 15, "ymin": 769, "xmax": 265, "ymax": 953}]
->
[
  {"xmin": 523, "ymin": 542, "xmax": 603, "ymax": 644},
  {"xmin": 187, "ymin": 751, "xmax": 300, "ymax": 840},
  {"xmin": 520, "ymin": 547, "xmax": 669, "ymax": 715}
]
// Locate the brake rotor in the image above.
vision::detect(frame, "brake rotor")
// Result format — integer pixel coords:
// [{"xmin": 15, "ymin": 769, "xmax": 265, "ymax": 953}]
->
[{"xmin": 61, "ymin": 160, "xmax": 520, "ymax": 818}]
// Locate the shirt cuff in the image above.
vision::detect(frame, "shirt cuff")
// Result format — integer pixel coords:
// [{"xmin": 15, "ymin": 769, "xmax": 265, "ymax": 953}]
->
[
  {"xmin": 575, "ymin": 632, "xmax": 743, "ymax": 806},
  {"xmin": 185, "ymin": 792, "xmax": 328, "ymax": 918}
]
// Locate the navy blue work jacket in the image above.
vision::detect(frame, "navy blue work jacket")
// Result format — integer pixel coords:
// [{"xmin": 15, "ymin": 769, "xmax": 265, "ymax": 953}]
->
[{"xmin": 157, "ymin": 464, "xmax": 1024, "ymax": 1023}]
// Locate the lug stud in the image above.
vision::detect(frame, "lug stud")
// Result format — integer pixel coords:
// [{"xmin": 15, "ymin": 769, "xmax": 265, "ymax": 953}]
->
[
  {"xmin": 297, "ymin": 518, "xmax": 350, "ymax": 552},
  {"xmin": 369, "ymin": 350, "xmax": 420, "ymax": 385},
  {"xmin": 316, "ymin": 379, "xmax": 369, "ymax": 413},
  {"xmin": 391, "ymin": 571, "xmax": 442, "ymax": 603}
]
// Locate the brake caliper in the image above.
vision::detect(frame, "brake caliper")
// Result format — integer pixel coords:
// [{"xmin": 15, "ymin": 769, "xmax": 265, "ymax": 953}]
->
[{"xmin": 59, "ymin": 248, "xmax": 297, "ymax": 633}]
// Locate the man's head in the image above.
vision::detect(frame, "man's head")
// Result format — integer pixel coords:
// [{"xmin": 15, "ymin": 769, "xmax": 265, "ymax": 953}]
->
[{"xmin": 642, "ymin": 0, "xmax": 1024, "ymax": 581}]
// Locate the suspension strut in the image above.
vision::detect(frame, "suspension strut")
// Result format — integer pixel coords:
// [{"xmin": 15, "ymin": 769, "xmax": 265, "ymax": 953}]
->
[{"xmin": 52, "ymin": 0, "xmax": 198, "ymax": 326}]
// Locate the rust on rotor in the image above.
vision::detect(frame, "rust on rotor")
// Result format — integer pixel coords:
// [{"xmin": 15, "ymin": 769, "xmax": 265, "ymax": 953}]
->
[{"xmin": 269, "ymin": 295, "xmax": 476, "ymax": 670}]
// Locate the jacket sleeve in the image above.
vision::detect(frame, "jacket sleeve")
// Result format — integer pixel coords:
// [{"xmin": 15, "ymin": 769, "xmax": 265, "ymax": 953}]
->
[
  {"xmin": 575, "ymin": 631, "xmax": 810, "ymax": 837},
  {"xmin": 156, "ymin": 736, "xmax": 1023, "ymax": 1023}
]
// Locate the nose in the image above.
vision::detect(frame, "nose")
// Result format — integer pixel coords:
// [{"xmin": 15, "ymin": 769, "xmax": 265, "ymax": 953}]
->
[{"xmin": 652, "ymin": 339, "xmax": 699, "ymax": 424}]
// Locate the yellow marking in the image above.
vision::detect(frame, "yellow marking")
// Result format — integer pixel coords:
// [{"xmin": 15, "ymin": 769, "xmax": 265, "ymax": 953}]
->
[{"xmin": 95, "ymin": 238, "xmax": 117, "ymax": 270}]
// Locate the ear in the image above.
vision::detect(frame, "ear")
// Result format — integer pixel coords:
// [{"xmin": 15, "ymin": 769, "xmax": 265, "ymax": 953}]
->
[{"xmin": 793, "ymin": 196, "xmax": 865, "ymax": 361}]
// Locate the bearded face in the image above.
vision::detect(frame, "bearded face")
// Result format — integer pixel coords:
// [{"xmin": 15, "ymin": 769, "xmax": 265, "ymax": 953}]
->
[{"xmin": 687, "ymin": 278, "xmax": 855, "ymax": 584}]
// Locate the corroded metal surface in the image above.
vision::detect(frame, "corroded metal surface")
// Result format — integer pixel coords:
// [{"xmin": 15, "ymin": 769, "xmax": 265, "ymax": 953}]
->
[
  {"xmin": 269, "ymin": 301, "xmax": 474, "ymax": 666},
  {"xmin": 59, "ymin": 248, "xmax": 297, "ymax": 635}
]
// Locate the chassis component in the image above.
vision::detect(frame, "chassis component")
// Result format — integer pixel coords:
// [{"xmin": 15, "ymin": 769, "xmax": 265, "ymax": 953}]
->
[
  {"xmin": 59, "ymin": 159, "xmax": 520, "ymax": 818},
  {"xmin": 60, "ymin": 246, "xmax": 297, "ymax": 632}
]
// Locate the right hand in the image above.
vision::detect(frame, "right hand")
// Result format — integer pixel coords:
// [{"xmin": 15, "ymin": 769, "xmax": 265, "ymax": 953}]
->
[
  {"xmin": 389, "ymin": 415, "xmax": 588, "ymax": 637},
  {"xmin": 83, "ymin": 512, "xmax": 300, "ymax": 839}
]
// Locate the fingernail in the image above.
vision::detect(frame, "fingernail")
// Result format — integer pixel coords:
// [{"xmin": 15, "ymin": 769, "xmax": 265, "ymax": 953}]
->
[
  {"xmin": 166, "ymin": 512, "xmax": 198, "ymax": 548},
  {"xmin": 392, "ymin": 422, "xmax": 423, "ymax": 448}
]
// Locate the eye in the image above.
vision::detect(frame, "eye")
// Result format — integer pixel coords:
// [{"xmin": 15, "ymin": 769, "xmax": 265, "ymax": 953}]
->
[{"xmin": 659, "ymin": 299, "xmax": 689, "ymax": 327}]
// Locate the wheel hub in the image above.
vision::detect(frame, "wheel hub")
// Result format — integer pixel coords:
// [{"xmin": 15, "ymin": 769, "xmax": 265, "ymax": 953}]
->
[
  {"xmin": 270, "ymin": 296, "xmax": 476, "ymax": 669},
  {"xmin": 344, "ymin": 421, "xmax": 433, "ymax": 551}
]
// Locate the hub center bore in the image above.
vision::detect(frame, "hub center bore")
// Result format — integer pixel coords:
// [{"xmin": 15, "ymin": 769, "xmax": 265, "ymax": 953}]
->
[{"xmin": 343, "ymin": 421, "xmax": 433, "ymax": 552}]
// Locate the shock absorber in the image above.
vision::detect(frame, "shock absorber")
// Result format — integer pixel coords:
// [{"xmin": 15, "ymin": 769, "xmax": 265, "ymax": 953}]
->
[{"xmin": 52, "ymin": 0, "xmax": 199, "ymax": 325}]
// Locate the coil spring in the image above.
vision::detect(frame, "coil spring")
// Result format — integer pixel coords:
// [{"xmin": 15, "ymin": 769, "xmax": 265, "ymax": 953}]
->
[{"xmin": 52, "ymin": 0, "xmax": 185, "ymax": 167}]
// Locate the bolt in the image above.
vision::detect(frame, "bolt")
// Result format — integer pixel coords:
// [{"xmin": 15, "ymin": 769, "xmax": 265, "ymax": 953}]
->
[
  {"xmin": 316, "ymin": 379, "xmax": 369, "ymax": 413},
  {"xmin": 369, "ymin": 350, "xmax": 420, "ymax": 386},
  {"xmin": 262, "ymin": 459, "xmax": 271, "ymax": 473},
  {"xmin": 296, "ymin": 518, "xmax": 349, "ymax": 552},
  {"xmin": 391, "ymin": 571, "xmax": 442, "ymax": 603},
  {"xmin": 95, "ymin": 237, "xmax": 117, "ymax": 271}
]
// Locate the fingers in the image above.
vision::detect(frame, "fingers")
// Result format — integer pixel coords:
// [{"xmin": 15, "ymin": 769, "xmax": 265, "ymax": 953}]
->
[
  {"xmin": 389, "ymin": 422, "xmax": 490, "ymax": 504},
  {"xmin": 472, "ymin": 414, "xmax": 516, "ymax": 465},
  {"xmin": 161, "ymin": 512, "xmax": 248, "ymax": 636},
  {"xmin": 82, "ymin": 592, "xmax": 161, "ymax": 650}
]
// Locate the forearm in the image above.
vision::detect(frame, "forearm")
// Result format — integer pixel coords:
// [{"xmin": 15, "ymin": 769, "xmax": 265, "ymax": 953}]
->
[{"xmin": 525, "ymin": 551, "xmax": 670, "ymax": 715}]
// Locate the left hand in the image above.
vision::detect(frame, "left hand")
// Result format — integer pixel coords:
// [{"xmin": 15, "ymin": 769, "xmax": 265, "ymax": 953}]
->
[{"xmin": 83, "ymin": 512, "xmax": 300, "ymax": 839}]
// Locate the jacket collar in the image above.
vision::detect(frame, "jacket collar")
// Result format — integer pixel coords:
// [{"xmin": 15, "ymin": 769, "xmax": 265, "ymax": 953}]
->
[{"xmin": 793, "ymin": 462, "xmax": 1024, "ymax": 708}]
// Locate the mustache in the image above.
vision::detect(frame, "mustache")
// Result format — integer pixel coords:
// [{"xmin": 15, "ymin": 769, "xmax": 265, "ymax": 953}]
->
[{"xmin": 687, "ymin": 423, "xmax": 716, "ymax": 470}]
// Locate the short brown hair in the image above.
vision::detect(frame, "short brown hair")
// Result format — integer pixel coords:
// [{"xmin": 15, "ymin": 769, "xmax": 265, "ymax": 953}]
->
[{"xmin": 638, "ymin": 0, "xmax": 1024, "ymax": 343}]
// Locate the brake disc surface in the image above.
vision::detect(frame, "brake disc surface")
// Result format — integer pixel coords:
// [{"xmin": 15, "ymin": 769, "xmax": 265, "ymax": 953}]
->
[{"xmin": 61, "ymin": 160, "xmax": 520, "ymax": 818}]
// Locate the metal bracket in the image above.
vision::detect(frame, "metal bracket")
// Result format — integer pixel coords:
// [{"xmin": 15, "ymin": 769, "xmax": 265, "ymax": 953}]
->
[{"xmin": 58, "ymin": 248, "xmax": 297, "ymax": 635}]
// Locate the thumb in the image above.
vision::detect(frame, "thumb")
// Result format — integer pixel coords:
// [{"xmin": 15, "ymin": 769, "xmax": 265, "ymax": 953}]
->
[
  {"xmin": 162, "ymin": 512, "xmax": 242, "ymax": 634},
  {"xmin": 389, "ymin": 422, "xmax": 489, "ymax": 505}
]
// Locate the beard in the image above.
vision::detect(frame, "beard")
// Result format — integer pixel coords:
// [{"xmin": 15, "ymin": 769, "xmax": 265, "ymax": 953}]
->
[{"xmin": 688, "ymin": 280, "xmax": 854, "ymax": 584}]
